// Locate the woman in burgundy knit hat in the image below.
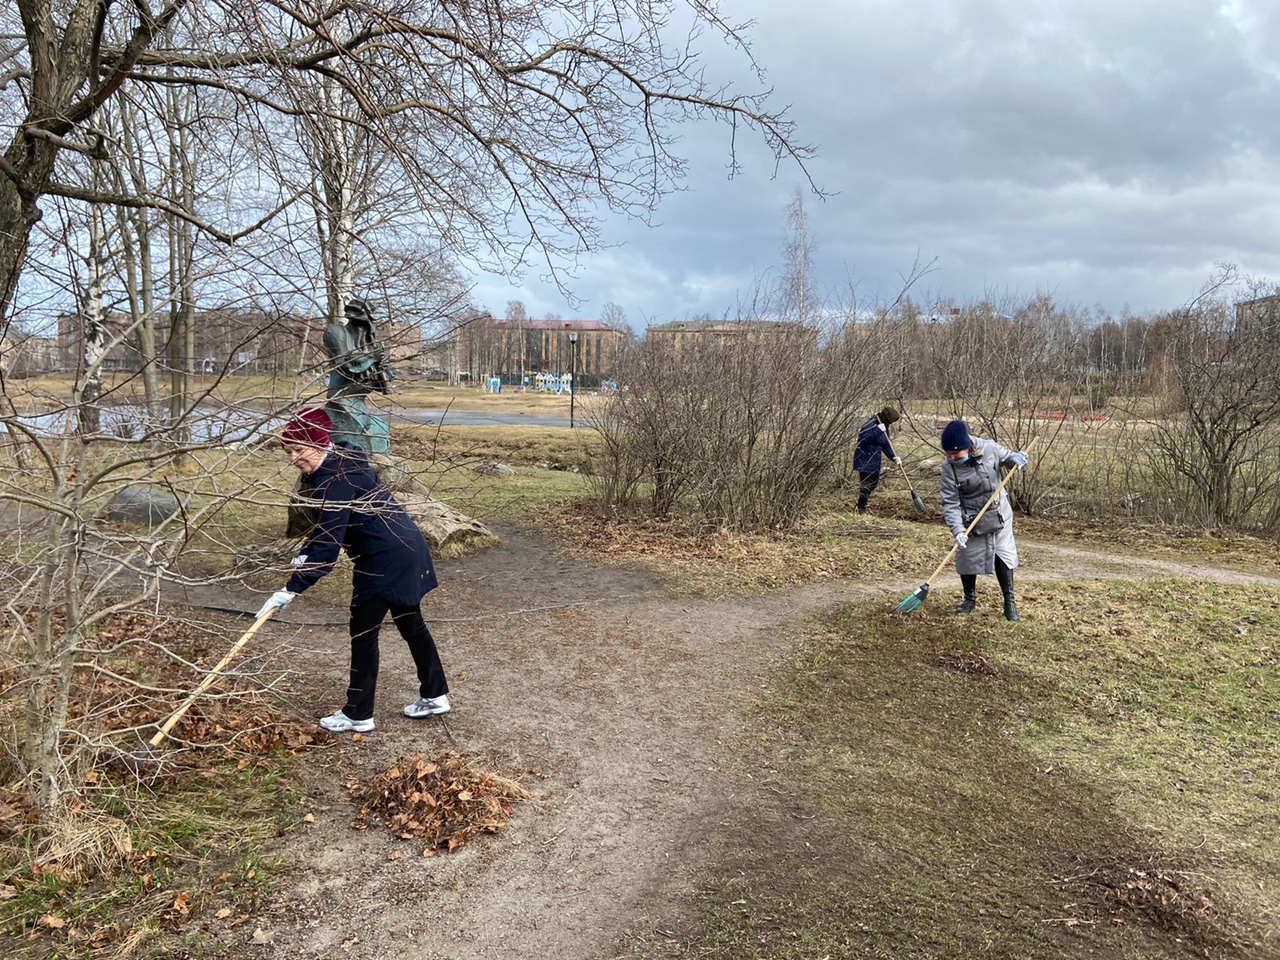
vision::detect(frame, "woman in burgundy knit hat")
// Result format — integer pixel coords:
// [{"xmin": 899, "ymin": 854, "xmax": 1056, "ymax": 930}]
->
[{"xmin": 258, "ymin": 407, "xmax": 451, "ymax": 732}]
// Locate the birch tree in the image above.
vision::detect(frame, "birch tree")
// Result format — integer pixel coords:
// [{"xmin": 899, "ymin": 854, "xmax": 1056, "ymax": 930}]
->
[{"xmin": 76, "ymin": 195, "xmax": 109, "ymax": 434}]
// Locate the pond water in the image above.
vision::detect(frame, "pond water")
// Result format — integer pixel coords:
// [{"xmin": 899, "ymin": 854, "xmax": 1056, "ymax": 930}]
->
[
  {"xmin": 1, "ymin": 404, "xmax": 572, "ymax": 443},
  {"xmin": 1, "ymin": 405, "xmax": 281, "ymax": 444}
]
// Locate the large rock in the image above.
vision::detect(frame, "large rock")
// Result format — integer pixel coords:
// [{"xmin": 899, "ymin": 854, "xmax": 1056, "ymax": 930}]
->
[
  {"xmin": 917, "ymin": 457, "xmax": 944, "ymax": 476},
  {"xmin": 397, "ymin": 493, "xmax": 493, "ymax": 549},
  {"xmin": 369, "ymin": 452, "xmax": 420, "ymax": 494},
  {"xmin": 284, "ymin": 453, "xmax": 493, "ymax": 548},
  {"xmin": 368, "ymin": 454, "xmax": 493, "ymax": 546},
  {"xmin": 106, "ymin": 485, "xmax": 180, "ymax": 525}
]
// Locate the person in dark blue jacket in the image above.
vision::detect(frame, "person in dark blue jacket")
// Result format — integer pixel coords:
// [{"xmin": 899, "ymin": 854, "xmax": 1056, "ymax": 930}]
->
[
  {"xmin": 852, "ymin": 406, "xmax": 901, "ymax": 513},
  {"xmin": 256, "ymin": 407, "xmax": 450, "ymax": 733}
]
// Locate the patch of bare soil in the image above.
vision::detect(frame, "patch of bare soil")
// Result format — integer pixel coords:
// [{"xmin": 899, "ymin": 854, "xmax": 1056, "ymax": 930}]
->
[
  {"xmin": 191, "ymin": 526, "xmax": 1275, "ymax": 959},
  {"xmin": 1020, "ymin": 540, "xmax": 1280, "ymax": 587},
  {"xmin": 192, "ymin": 525, "xmax": 860, "ymax": 959}
]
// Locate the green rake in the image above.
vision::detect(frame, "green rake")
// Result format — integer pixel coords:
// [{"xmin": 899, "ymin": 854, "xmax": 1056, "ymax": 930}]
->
[
  {"xmin": 897, "ymin": 459, "xmax": 928, "ymax": 514},
  {"xmin": 894, "ymin": 452, "xmax": 1026, "ymax": 614}
]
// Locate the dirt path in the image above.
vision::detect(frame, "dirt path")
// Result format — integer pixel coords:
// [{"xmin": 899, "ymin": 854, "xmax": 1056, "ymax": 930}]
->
[{"xmin": 206, "ymin": 527, "xmax": 1278, "ymax": 959}]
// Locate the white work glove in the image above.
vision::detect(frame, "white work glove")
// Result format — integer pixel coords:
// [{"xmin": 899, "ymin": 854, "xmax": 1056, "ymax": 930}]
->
[
  {"xmin": 954, "ymin": 532, "xmax": 969, "ymax": 549},
  {"xmin": 290, "ymin": 554, "xmax": 309, "ymax": 568},
  {"xmin": 892, "ymin": 456, "xmax": 902, "ymax": 466},
  {"xmin": 1008, "ymin": 451, "xmax": 1029, "ymax": 470},
  {"xmin": 255, "ymin": 590, "xmax": 295, "ymax": 619}
]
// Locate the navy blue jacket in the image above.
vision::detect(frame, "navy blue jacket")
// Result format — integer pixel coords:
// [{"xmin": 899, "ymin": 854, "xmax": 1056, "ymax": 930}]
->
[
  {"xmin": 853, "ymin": 415, "xmax": 897, "ymax": 474},
  {"xmin": 286, "ymin": 442, "xmax": 437, "ymax": 605}
]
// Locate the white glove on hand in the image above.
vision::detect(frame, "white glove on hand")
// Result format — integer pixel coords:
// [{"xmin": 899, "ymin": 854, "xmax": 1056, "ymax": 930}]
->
[
  {"xmin": 255, "ymin": 590, "xmax": 295, "ymax": 619},
  {"xmin": 892, "ymin": 456, "xmax": 903, "ymax": 466},
  {"xmin": 1009, "ymin": 451, "xmax": 1029, "ymax": 470},
  {"xmin": 954, "ymin": 532, "xmax": 969, "ymax": 549},
  {"xmin": 290, "ymin": 554, "xmax": 309, "ymax": 568}
]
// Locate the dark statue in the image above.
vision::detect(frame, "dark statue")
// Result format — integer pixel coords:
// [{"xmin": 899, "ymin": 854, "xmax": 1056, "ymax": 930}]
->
[{"xmin": 322, "ymin": 298, "xmax": 394, "ymax": 454}]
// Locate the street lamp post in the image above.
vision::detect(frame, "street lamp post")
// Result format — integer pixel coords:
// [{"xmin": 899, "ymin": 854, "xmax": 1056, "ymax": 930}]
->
[{"xmin": 567, "ymin": 330, "xmax": 579, "ymax": 428}]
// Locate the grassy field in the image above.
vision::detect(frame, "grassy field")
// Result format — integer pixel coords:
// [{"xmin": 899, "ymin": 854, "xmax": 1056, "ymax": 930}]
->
[
  {"xmin": 3, "ymin": 418, "xmax": 1278, "ymax": 958},
  {"xmin": 649, "ymin": 581, "xmax": 1277, "ymax": 959}
]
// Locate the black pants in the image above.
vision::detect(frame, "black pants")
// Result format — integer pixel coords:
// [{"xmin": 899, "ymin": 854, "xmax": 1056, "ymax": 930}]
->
[
  {"xmin": 344, "ymin": 596, "xmax": 448, "ymax": 721},
  {"xmin": 857, "ymin": 471, "xmax": 881, "ymax": 510}
]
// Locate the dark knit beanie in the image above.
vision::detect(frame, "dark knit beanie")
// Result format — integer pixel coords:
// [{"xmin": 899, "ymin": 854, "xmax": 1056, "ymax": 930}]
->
[
  {"xmin": 940, "ymin": 419, "xmax": 971, "ymax": 452},
  {"xmin": 281, "ymin": 407, "xmax": 333, "ymax": 447}
]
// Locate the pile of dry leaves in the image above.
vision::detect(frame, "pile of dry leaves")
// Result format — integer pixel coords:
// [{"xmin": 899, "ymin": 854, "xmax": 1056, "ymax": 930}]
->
[
  {"xmin": 1062, "ymin": 855, "xmax": 1232, "ymax": 950},
  {"xmin": 350, "ymin": 751, "xmax": 531, "ymax": 855}
]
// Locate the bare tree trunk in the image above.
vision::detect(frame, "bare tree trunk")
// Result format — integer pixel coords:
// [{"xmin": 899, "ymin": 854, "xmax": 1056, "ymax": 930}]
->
[
  {"xmin": 167, "ymin": 82, "xmax": 195, "ymax": 453},
  {"xmin": 319, "ymin": 74, "xmax": 359, "ymax": 314},
  {"xmin": 118, "ymin": 104, "xmax": 165, "ymax": 421},
  {"xmin": 23, "ymin": 459, "xmax": 85, "ymax": 827},
  {"xmin": 0, "ymin": 171, "xmax": 43, "ymax": 318},
  {"xmin": 78, "ymin": 201, "xmax": 108, "ymax": 434},
  {"xmin": 167, "ymin": 225, "xmax": 194, "ymax": 448},
  {"xmin": 305, "ymin": 67, "xmax": 363, "ymax": 328},
  {"xmin": 0, "ymin": 0, "xmax": 183, "ymax": 316}
]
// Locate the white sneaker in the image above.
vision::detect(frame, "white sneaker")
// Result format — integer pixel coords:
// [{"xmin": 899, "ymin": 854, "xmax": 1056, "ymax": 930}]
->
[
  {"xmin": 403, "ymin": 695, "xmax": 451, "ymax": 718},
  {"xmin": 319, "ymin": 710, "xmax": 375, "ymax": 733}
]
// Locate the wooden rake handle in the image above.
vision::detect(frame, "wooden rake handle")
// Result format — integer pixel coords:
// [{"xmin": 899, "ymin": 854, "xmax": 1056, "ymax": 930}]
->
[
  {"xmin": 148, "ymin": 607, "xmax": 277, "ymax": 749},
  {"xmin": 896, "ymin": 458, "xmax": 920, "ymax": 495},
  {"xmin": 922, "ymin": 438, "xmax": 1036, "ymax": 589}
]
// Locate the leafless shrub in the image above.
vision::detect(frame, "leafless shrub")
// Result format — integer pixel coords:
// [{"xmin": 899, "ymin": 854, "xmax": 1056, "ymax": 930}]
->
[
  {"xmin": 586, "ymin": 311, "xmax": 897, "ymax": 532},
  {"xmin": 1126, "ymin": 277, "xmax": 1280, "ymax": 529},
  {"xmin": 897, "ymin": 293, "xmax": 1088, "ymax": 514}
]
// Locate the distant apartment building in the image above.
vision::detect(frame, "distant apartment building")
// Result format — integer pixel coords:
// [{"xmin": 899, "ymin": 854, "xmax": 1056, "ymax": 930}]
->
[
  {"xmin": 645, "ymin": 317, "xmax": 819, "ymax": 353},
  {"xmin": 0, "ymin": 331, "xmax": 60, "ymax": 376},
  {"xmin": 1235, "ymin": 293, "xmax": 1280, "ymax": 333},
  {"xmin": 454, "ymin": 316, "xmax": 624, "ymax": 381}
]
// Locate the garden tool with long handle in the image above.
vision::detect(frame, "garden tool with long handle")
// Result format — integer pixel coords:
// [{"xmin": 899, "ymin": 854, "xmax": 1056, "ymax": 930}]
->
[
  {"xmin": 898, "ymin": 459, "xmax": 928, "ymax": 514},
  {"xmin": 145, "ymin": 606, "xmax": 277, "ymax": 753},
  {"xmin": 894, "ymin": 440, "xmax": 1034, "ymax": 614}
]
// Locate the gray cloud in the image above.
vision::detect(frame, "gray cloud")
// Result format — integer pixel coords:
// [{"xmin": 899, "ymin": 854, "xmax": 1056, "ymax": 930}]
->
[{"xmin": 470, "ymin": 0, "xmax": 1280, "ymax": 325}]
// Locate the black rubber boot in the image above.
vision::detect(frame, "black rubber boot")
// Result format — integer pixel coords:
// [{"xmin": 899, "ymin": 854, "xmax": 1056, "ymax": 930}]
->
[
  {"xmin": 954, "ymin": 574, "xmax": 977, "ymax": 614},
  {"xmin": 995, "ymin": 559, "xmax": 1018, "ymax": 622}
]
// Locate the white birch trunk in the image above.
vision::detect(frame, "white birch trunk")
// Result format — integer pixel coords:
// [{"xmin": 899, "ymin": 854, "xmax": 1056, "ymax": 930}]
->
[
  {"xmin": 78, "ymin": 200, "xmax": 108, "ymax": 434},
  {"xmin": 319, "ymin": 73, "xmax": 358, "ymax": 316}
]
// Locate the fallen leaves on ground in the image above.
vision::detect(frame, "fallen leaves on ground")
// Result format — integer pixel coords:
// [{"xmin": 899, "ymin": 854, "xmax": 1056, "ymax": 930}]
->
[
  {"xmin": 1060, "ymin": 856, "xmax": 1229, "ymax": 949},
  {"xmin": 533, "ymin": 501, "xmax": 929, "ymax": 593},
  {"xmin": 4, "ymin": 609, "xmax": 326, "ymax": 775},
  {"xmin": 349, "ymin": 751, "xmax": 530, "ymax": 854}
]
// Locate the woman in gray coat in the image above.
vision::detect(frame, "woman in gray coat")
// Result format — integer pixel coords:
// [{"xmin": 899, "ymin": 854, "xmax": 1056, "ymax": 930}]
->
[{"xmin": 938, "ymin": 419, "xmax": 1029, "ymax": 621}]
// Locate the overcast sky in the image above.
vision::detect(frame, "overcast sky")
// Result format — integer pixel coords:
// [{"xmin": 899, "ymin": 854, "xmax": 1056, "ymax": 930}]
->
[{"xmin": 466, "ymin": 0, "xmax": 1280, "ymax": 330}]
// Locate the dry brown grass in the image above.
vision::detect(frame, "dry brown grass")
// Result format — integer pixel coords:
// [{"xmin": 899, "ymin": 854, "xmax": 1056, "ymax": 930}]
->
[{"xmin": 529, "ymin": 494, "xmax": 943, "ymax": 596}]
